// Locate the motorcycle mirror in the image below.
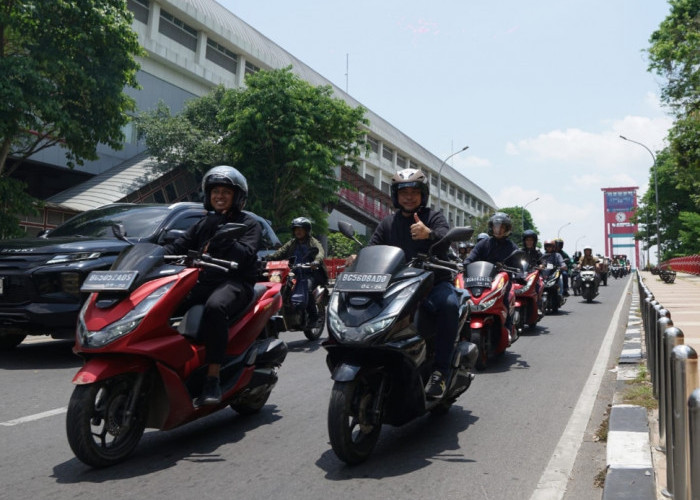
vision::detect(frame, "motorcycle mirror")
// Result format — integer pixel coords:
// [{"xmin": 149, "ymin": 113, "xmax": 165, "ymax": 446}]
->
[
  {"xmin": 209, "ymin": 223, "xmax": 247, "ymax": 245},
  {"xmin": 444, "ymin": 226, "xmax": 474, "ymax": 243},
  {"xmin": 338, "ymin": 221, "xmax": 363, "ymax": 246},
  {"xmin": 504, "ymin": 249, "xmax": 526, "ymax": 266},
  {"xmin": 306, "ymin": 247, "xmax": 320, "ymax": 259}
]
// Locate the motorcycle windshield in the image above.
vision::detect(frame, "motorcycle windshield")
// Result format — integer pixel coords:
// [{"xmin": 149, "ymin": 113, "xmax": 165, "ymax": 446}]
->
[
  {"xmin": 465, "ymin": 261, "xmax": 496, "ymax": 279},
  {"xmin": 353, "ymin": 245, "xmax": 406, "ymax": 276},
  {"xmin": 111, "ymin": 243, "xmax": 173, "ymax": 288}
]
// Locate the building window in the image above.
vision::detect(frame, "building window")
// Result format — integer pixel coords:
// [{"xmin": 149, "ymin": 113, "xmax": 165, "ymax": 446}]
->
[
  {"xmin": 127, "ymin": 0, "xmax": 149, "ymax": 24},
  {"xmin": 449, "ymin": 185, "xmax": 455, "ymax": 197},
  {"xmin": 457, "ymin": 190, "xmax": 463, "ymax": 201},
  {"xmin": 382, "ymin": 145, "xmax": 394, "ymax": 162},
  {"xmin": 206, "ymin": 39, "xmax": 239, "ymax": 74},
  {"xmin": 430, "ymin": 174, "xmax": 437, "ymax": 187},
  {"xmin": 364, "ymin": 173, "xmax": 375, "ymax": 186},
  {"xmin": 410, "ymin": 161, "xmax": 419, "ymax": 170},
  {"xmin": 245, "ymin": 61, "xmax": 260, "ymax": 75},
  {"xmin": 159, "ymin": 10, "xmax": 197, "ymax": 51},
  {"xmin": 381, "ymin": 181, "xmax": 390, "ymax": 195},
  {"xmin": 396, "ymin": 154, "xmax": 406, "ymax": 168},
  {"xmin": 367, "ymin": 135, "xmax": 379, "ymax": 154},
  {"xmin": 441, "ymin": 180, "xmax": 447, "ymax": 192}
]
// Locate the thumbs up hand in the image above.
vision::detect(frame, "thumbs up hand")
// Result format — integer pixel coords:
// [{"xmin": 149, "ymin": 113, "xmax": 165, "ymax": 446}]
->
[{"xmin": 410, "ymin": 213, "xmax": 430, "ymax": 240}]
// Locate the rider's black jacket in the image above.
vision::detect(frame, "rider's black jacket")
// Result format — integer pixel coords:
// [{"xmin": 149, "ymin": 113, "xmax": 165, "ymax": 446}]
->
[
  {"xmin": 463, "ymin": 236, "xmax": 519, "ymax": 267},
  {"xmin": 521, "ymin": 247, "xmax": 543, "ymax": 269},
  {"xmin": 164, "ymin": 210, "xmax": 261, "ymax": 285}
]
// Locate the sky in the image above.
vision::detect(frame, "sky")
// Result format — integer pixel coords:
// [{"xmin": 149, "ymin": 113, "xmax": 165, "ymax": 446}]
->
[{"xmin": 220, "ymin": 0, "xmax": 673, "ymax": 264}]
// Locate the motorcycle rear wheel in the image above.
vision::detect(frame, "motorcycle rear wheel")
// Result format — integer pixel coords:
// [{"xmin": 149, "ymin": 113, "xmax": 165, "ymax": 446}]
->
[
  {"xmin": 230, "ymin": 386, "xmax": 273, "ymax": 415},
  {"xmin": 66, "ymin": 374, "xmax": 147, "ymax": 467},
  {"xmin": 328, "ymin": 378, "xmax": 382, "ymax": 465}
]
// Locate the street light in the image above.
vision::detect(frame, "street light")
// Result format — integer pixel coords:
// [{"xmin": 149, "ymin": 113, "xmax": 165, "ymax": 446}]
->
[
  {"xmin": 436, "ymin": 145, "xmax": 469, "ymax": 212},
  {"xmin": 575, "ymin": 235, "xmax": 586, "ymax": 253},
  {"xmin": 620, "ymin": 135, "xmax": 660, "ymax": 264},
  {"xmin": 521, "ymin": 197, "xmax": 539, "ymax": 233},
  {"xmin": 557, "ymin": 222, "xmax": 571, "ymax": 238}
]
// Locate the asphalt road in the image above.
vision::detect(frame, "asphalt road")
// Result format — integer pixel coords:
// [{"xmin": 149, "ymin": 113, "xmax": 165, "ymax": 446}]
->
[{"xmin": 0, "ymin": 275, "xmax": 632, "ymax": 500}]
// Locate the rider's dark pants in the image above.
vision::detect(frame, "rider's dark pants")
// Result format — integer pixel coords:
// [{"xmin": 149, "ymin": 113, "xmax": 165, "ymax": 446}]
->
[
  {"xmin": 421, "ymin": 280, "xmax": 459, "ymax": 374},
  {"xmin": 185, "ymin": 280, "xmax": 253, "ymax": 365}
]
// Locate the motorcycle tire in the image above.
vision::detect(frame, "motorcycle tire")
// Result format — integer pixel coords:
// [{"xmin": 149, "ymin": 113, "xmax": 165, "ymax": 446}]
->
[
  {"xmin": 230, "ymin": 386, "xmax": 273, "ymax": 415},
  {"xmin": 303, "ymin": 301, "xmax": 326, "ymax": 341},
  {"xmin": 327, "ymin": 378, "xmax": 382, "ymax": 465},
  {"xmin": 471, "ymin": 328, "xmax": 489, "ymax": 370},
  {"xmin": 66, "ymin": 374, "xmax": 147, "ymax": 467}
]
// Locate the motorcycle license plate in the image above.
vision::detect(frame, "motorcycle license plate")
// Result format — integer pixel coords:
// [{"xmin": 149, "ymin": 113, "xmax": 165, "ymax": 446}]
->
[
  {"xmin": 464, "ymin": 276, "xmax": 492, "ymax": 288},
  {"xmin": 334, "ymin": 272, "xmax": 391, "ymax": 292},
  {"xmin": 80, "ymin": 270, "xmax": 138, "ymax": 292}
]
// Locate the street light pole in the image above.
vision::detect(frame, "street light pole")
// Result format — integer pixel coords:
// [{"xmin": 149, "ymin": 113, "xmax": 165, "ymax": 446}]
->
[
  {"xmin": 436, "ymin": 145, "xmax": 469, "ymax": 212},
  {"xmin": 557, "ymin": 222, "xmax": 571, "ymax": 238},
  {"xmin": 521, "ymin": 197, "xmax": 539, "ymax": 233},
  {"xmin": 575, "ymin": 235, "xmax": 586, "ymax": 253},
  {"xmin": 620, "ymin": 135, "xmax": 661, "ymax": 264}
]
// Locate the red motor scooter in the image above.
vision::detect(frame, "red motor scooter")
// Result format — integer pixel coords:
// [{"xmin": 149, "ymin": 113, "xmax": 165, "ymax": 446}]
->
[
  {"xmin": 66, "ymin": 224, "xmax": 287, "ymax": 467},
  {"xmin": 463, "ymin": 250, "xmax": 524, "ymax": 370},
  {"xmin": 512, "ymin": 262, "xmax": 544, "ymax": 333}
]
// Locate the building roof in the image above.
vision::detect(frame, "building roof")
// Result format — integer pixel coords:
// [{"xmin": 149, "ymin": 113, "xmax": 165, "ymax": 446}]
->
[{"xmin": 45, "ymin": 152, "xmax": 169, "ymax": 212}]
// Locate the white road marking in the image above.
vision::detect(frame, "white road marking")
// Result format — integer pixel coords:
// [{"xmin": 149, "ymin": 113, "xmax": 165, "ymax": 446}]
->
[
  {"xmin": 529, "ymin": 279, "xmax": 631, "ymax": 500},
  {"xmin": 0, "ymin": 407, "xmax": 67, "ymax": 427}
]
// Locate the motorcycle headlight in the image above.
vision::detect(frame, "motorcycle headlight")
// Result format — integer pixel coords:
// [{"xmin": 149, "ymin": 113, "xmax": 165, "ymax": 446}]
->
[
  {"xmin": 514, "ymin": 275, "xmax": 537, "ymax": 295},
  {"xmin": 47, "ymin": 252, "xmax": 101, "ymax": 265},
  {"xmin": 78, "ymin": 281, "xmax": 174, "ymax": 347},
  {"xmin": 469, "ymin": 293, "xmax": 500, "ymax": 312}
]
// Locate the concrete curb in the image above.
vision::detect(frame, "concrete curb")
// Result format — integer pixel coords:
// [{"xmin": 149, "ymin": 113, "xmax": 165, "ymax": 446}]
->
[{"xmin": 602, "ymin": 287, "xmax": 656, "ymax": 500}]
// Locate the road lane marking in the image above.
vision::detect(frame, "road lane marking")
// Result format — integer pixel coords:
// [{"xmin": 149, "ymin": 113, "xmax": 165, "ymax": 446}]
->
[
  {"xmin": 529, "ymin": 279, "xmax": 631, "ymax": 500},
  {"xmin": 0, "ymin": 407, "xmax": 67, "ymax": 427}
]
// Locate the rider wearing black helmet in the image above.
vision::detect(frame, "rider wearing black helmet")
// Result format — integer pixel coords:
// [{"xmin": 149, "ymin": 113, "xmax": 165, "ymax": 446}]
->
[
  {"xmin": 554, "ymin": 238, "xmax": 571, "ymax": 296},
  {"xmin": 164, "ymin": 165, "xmax": 262, "ymax": 406},
  {"xmin": 347, "ymin": 168, "xmax": 463, "ymax": 399},
  {"xmin": 463, "ymin": 212, "xmax": 520, "ymax": 340},
  {"xmin": 266, "ymin": 216, "xmax": 328, "ymax": 326},
  {"xmin": 521, "ymin": 229, "xmax": 542, "ymax": 268}
]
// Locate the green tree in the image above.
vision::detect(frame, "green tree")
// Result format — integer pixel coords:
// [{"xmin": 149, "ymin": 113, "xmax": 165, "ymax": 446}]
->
[
  {"xmin": 498, "ymin": 206, "xmax": 540, "ymax": 247},
  {"xmin": 137, "ymin": 68, "xmax": 369, "ymax": 234},
  {"xmin": 327, "ymin": 231, "xmax": 362, "ymax": 258},
  {"xmin": 219, "ymin": 67, "xmax": 368, "ymax": 234},
  {"xmin": 0, "ymin": 0, "xmax": 143, "ymax": 174},
  {"xmin": 0, "ymin": 177, "xmax": 39, "ymax": 238}
]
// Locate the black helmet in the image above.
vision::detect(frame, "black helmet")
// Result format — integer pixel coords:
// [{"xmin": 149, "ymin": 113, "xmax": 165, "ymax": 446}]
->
[
  {"xmin": 202, "ymin": 165, "xmax": 248, "ymax": 212},
  {"xmin": 390, "ymin": 168, "xmax": 429, "ymax": 209},
  {"xmin": 477, "ymin": 232, "xmax": 489, "ymax": 242},
  {"xmin": 291, "ymin": 216, "xmax": 312, "ymax": 234},
  {"xmin": 522, "ymin": 229, "xmax": 538, "ymax": 245},
  {"xmin": 554, "ymin": 237, "xmax": 564, "ymax": 250},
  {"xmin": 488, "ymin": 212, "xmax": 512, "ymax": 237}
]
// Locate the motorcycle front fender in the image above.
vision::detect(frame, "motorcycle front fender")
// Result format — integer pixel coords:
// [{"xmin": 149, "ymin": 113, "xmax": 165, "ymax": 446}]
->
[
  {"xmin": 470, "ymin": 318, "xmax": 485, "ymax": 330},
  {"xmin": 72, "ymin": 356, "xmax": 151, "ymax": 385},
  {"xmin": 331, "ymin": 363, "xmax": 362, "ymax": 382}
]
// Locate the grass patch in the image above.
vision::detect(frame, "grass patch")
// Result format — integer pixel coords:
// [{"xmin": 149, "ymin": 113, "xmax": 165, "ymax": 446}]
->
[
  {"xmin": 594, "ymin": 468, "xmax": 607, "ymax": 488},
  {"xmin": 622, "ymin": 362, "xmax": 658, "ymax": 410},
  {"xmin": 596, "ymin": 413, "xmax": 609, "ymax": 442}
]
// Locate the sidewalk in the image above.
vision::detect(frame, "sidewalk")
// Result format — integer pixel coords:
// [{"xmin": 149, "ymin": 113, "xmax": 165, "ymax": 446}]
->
[{"xmin": 603, "ymin": 271, "xmax": 700, "ymax": 500}]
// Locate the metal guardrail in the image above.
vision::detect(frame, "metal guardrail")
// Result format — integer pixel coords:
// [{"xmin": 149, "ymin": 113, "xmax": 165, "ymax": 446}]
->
[{"xmin": 637, "ymin": 272, "xmax": 700, "ymax": 499}]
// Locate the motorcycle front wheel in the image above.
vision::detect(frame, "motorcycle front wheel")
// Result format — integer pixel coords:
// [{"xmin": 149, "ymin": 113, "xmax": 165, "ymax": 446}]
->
[
  {"xmin": 327, "ymin": 377, "xmax": 382, "ymax": 465},
  {"xmin": 303, "ymin": 300, "xmax": 326, "ymax": 341},
  {"xmin": 66, "ymin": 374, "xmax": 147, "ymax": 468},
  {"xmin": 471, "ymin": 328, "xmax": 490, "ymax": 370}
]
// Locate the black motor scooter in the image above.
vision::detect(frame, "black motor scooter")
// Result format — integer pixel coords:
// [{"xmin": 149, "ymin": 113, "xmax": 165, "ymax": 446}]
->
[{"xmin": 323, "ymin": 222, "xmax": 478, "ymax": 464}]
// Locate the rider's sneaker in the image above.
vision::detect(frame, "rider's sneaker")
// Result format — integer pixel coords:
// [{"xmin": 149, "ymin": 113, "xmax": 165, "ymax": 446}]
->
[
  {"xmin": 195, "ymin": 376, "xmax": 222, "ymax": 406},
  {"xmin": 425, "ymin": 370, "xmax": 447, "ymax": 399}
]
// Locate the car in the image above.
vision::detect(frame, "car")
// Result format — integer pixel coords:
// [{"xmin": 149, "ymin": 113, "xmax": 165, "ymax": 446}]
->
[{"xmin": 0, "ymin": 202, "xmax": 281, "ymax": 350}]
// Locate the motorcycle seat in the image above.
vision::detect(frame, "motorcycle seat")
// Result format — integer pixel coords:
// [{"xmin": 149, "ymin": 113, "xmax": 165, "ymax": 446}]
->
[{"xmin": 178, "ymin": 283, "xmax": 268, "ymax": 341}]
